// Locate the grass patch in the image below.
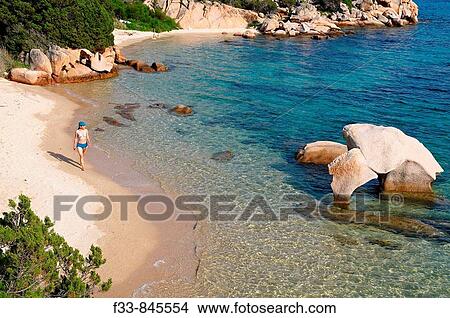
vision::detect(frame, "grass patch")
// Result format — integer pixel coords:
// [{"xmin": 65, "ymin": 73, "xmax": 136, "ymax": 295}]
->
[{"xmin": 0, "ymin": 48, "xmax": 27, "ymax": 77}]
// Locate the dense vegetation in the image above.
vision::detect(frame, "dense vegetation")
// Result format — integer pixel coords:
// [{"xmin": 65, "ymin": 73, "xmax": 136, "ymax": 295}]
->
[
  {"xmin": 0, "ymin": 195, "xmax": 111, "ymax": 297},
  {"xmin": 313, "ymin": 0, "xmax": 341, "ymax": 12},
  {"xmin": 103, "ymin": 0, "xmax": 179, "ymax": 32},
  {"xmin": 0, "ymin": 0, "xmax": 114, "ymax": 55},
  {"xmin": 0, "ymin": 0, "xmax": 178, "ymax": 56},
  {"xmin": 219, "ymin": 0, "xmax": 278, "ymax": 14}
]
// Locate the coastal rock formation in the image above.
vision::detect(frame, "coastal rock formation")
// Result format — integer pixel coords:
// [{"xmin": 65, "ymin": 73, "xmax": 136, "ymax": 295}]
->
[
  {"xmin": 126, "ymin": 60, "xmax": 168, "ymax": 73},
  {"xmin": 328, "ymin": 148, "xmax": 378, "ymax": 202},
  {"xmin": 113, "ymin": 46, "xmax": 127, "ymax": 64},
  {"xmin": 170, "ymin": 104, "xmax": 193, "ymax": 116},
  {"xmin": 90, "ymin": 52, "xmax": 114, "ymax": 73},
  {"xmin": 9, "ymin": 45, "xmax": 119, "ymax": 85},
  {"xmin": 299, "ymin": 124, "xmax": 443, "ymax": 203},
  {"xmin": 259, "ymin": 5, "xmax": 344, "ymax": 38},
  {"xmin": 8, "ymin": 68, "xmax": 52, "ymax": 86},
  {"xmin": 381, "ymin": 160, "xmax": 435, "ymax": 193},
  {"xmin": 343, "ymin": 124, "xmax": 443, "ymax": 179},
  {"xmin": 29, "ymin": 49, "xmax": 52, "ymax": 74},
  {"xmin": 8, "ymin": 44, "xmax": 166, "ymax": 85},
  {"xmin": 257, "ymin": 0, "xmax": 418, "ymax": 38},
  {"xmin": 146, "ymin": 1, "xmax": 259, "ymax": 29},
  {"xmin": 296, "ymin": 141, "xmax": 347, "ymax": 165},
  {"xmin": 330, "ymin": 0, "xmax": 419, "ymax": 27}
]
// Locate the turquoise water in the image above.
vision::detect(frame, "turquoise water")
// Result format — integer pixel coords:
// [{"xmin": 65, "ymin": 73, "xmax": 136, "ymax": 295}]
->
[{"xmin": 64, "ymin": 0, "xmax": 449, "ymax": 296}]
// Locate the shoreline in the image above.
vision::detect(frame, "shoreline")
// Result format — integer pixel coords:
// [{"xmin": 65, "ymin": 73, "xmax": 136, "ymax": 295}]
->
[
  {"xmin": 44, "ymin": 84, "xmax": 199, "ymax": 297},
  {"xmin": 113, "ymin": 27, "xmax": 249, "ymax": 47},
  {"xmin": 0, "ymin": 41, "xmax": 199, "ymax": 295}
]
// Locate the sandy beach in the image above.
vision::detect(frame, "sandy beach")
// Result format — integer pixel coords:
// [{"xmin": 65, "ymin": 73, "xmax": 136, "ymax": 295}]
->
[
  {"xmin": 113, "ymin": 27, "xmax": 249, "ymax": 47},
  {"xmin": 0, "ymin": 34, "xmax": 199, "ymax": 296}
]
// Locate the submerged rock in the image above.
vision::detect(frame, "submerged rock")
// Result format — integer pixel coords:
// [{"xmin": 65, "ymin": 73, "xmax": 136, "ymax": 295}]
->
[
  {"xmin": 148, "ymin": 102, "xmax": 168, "ymax": 109},
  {"xmin": 366, "ymin": 238, "xmax": 401, "ymax": 250},
  {"xmin": 103, "ymin": 116, "xmax": 127, "ymax": 127},
  {"xmin": 113, "ymin": 103, "xmax": 141, "ymax": 110},
  {"xmin": 297, "ymin": 141, "xmax": 347, "ymax": 165},
  {"xmin": 319, "ymin": 205, "xmax": 443, "ymax": 239},
  {"xmin": 170, "ymin": 104, "xmax": 193, "ymax": 116},
  {"xmin": 211, "ymin": 150, "xmax": 234, "ymax": 161},
  {"xmin": 116, "ymin": 110, "xmax": 136, "ymax": 121}
]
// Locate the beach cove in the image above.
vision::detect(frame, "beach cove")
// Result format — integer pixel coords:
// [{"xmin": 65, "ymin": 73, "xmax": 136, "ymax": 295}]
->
[{"xmin": 1, "ymin": 0, "xmax": 449, "ymax": 297}]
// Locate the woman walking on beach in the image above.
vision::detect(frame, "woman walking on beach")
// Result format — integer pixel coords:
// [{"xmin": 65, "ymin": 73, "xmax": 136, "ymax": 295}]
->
[{"xmin": 73, "ymin": 121, "xmax": 90, "ymax": 171}]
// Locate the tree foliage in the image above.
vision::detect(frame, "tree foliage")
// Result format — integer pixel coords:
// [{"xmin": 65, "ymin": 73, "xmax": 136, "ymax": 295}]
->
[
  {"xmin": 218, "ymin": 0, "xmax": 278, "ymax": 14},
  {"xmin": 0, "ymin": 0, "xmax": 114, "ymax": 55},
  {"xmin": 313, "ymin": 0, "xmax": 341, "ymax": 12},
  {"xmin": 0, "ymin": 195, "xmax": 111, "ymax": 298},
  {"xmin": 103, "ymin": 0, "xmax": 179, "ymax": 32}
]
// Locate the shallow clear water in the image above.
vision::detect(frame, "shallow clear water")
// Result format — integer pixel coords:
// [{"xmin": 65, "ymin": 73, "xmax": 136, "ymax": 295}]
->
[{"xmin": 63, "ymin": 0, "xmax": 449, "ymax": 296}]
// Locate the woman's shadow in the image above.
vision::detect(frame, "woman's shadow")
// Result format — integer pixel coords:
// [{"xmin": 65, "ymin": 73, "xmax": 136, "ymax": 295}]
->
[{"xmin": 47, "ymin": 151, "xmax": 81, "ymax": 169}]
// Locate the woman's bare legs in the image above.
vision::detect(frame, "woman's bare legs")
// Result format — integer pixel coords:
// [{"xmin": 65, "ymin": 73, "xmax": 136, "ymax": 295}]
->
[{"xmin": 77, "ymin": 147, "xmax": 85, "ymax": 171}]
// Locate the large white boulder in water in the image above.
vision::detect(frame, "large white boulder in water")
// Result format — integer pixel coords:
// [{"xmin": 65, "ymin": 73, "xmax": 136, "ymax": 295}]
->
[
  {"xmin": 326, "ymin": 123, "xmax": 444, "ymax": 201},
  {"xmin": 343, "ymin": 124, "xmax": 443, "ymax": 179},
  {"xmin": 328, "ymin": 148, "xmax": 378, "ymax": 202}
]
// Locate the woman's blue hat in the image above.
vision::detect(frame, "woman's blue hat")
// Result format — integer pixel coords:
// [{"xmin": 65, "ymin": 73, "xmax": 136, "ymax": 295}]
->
[{"xmin": 78, "ymin": 121, "xmax": 87, "ymax": 127}]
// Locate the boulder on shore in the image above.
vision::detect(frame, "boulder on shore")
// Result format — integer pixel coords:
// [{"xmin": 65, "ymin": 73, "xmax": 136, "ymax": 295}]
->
[
  {"xmin": 8, "ymin": 68, "xmax": 52, "ymax": 86},
  {"xmin": 48, "ymin": 45, "xmax": 70, "ymax": 76},
  {"xmin": 90, "ymin": 52, "xmax": 114, "ymax": 73},
  {"xmin": 297, "ymin": 141, "xmax": 347, "ymax": 165},
  {"xmin": 29, "ymin": 49, "xmax": 52, "ymax": 74}
]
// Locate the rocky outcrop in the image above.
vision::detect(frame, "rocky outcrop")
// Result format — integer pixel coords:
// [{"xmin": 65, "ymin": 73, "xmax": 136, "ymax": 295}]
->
[
  {"xmin": 329, "ymin": 148, "xmax": 378, "ymax": 202},
  {"xmin": 126, "ymin": 60, "xmax": 169, "ymax": 73},
  {"xmin": 170, "ymin": 104, "xmax": 193, "ymax": 116},
  {"xmin": 211, "ymin": 150, "xmax": 234, "ymax": 161},
  {"xmin": 8, "ymin": 44, "xmax": 168, "ymax": 85},
  {"xmin": 296, "ymin": 141, "xmax": 347, "ymax": 165},
  {"xmin": 259, "ymin": 5, "xmax": 344, "ymax": 38},
  {"xmin": 147, "ymin": 0, "xmax": 259, "ymax": 29},
  {"xmin": 9, "ymin": 45, "xmax": 119, "ymax": 85},
  {"xmin": 343, "ymin": 124, "xmax": 443, "ymax": 179},
  {"xmin": 299, "ymin": 124, "xmax": 443, "ymax": 203},
  {"xmin": 330, "ymin": 0, "xmax": 419, "ymax": 27},
  {"xmin": 8, "ymin": 68, "xmax": 52, "ymax": 86},
  {"xmin": 29, "ymin": 49, "xmax": 52, "ymax": 74},
  {"xmin": 258, "ymin": 0, "xmax": 418, "ymax": 38}
]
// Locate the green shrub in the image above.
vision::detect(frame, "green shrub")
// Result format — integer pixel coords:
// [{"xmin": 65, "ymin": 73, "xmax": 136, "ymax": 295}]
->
[
  {"xmin": 0, "ymin": 48, "xmax": 27, "ymax": 76},
  {"xmin": 0, "ymin": 195, "xmax": 111, "ymax": 297},
  {"xmin": 104, "ymin": 0, "xmax": 179, "ymax": 32},
  {"xmin": 314, "ymin": 0, "xmax": 341, "ymax": 12},
  {"xmin": 218, "ymin": 0, "xmax": 278, "ymax": 14},
  {"xmin": 0, "ymin": 0, "xmax": 114, "ymax": 55},
  {"xmin": 342, "ymin": 0, "xmax": 352, "ymax": 12}
]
